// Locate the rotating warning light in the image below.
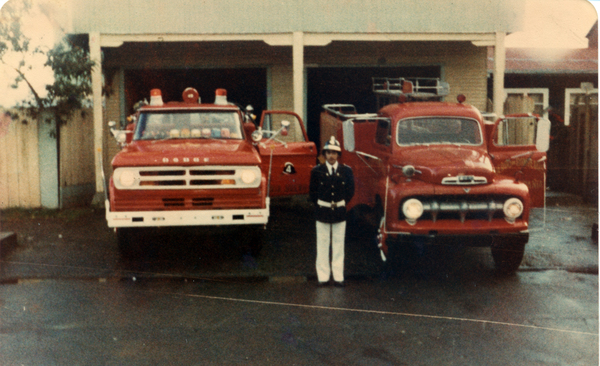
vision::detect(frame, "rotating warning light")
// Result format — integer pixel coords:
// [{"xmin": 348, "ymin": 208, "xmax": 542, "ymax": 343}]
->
[
  {"xmin": 215, "ymin": 89, "xmax": 228, "ymax": 105},
  {"xmin": 182, "ymin": 87, "xmax": 200, "ymax": 104},
  {"xmin": 150, "ymin": 89, "xmax": 164, "ymax": 106},
  {"xmin": 457, "ymin": 94, "xmax": 467, "ymax": 103}
]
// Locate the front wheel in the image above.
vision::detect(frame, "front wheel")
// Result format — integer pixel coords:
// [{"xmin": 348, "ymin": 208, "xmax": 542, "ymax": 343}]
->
[
  {"xmin": 491, "ymin": 241, "xmax": 526, "ymax": 274},
  {"xmin": 117, "ymin": 228, "xmax": 143, "ymax": 259},
  {"xmin": 242, "ymin": 226, "xmax": 265, "ymax": 257}
]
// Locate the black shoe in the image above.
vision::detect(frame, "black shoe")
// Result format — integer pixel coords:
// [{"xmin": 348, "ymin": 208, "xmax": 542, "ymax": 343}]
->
[
  {"xmin": 317, "ymin": 281, "xmax": 329, "ymax": 287},
  {"xmin": 334, "ymin": 281, "xmax": 345, "ymax": 287}
]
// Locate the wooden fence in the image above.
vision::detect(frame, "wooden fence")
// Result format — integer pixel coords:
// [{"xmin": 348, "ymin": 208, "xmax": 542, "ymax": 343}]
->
[
  {"xmin": 568, "ymin": 93, "xmax": 598, "ymax": 203},
  {"xmin": 0, "ymin": 110, "xmax": 41, "ymax": 208},
  {"xmin": 59, "ymin": 110, "xmax": 95, "ymax": 188},
  {"xmin": 0, "ymin": 108, "xmax": 95, "ymax": 209}
]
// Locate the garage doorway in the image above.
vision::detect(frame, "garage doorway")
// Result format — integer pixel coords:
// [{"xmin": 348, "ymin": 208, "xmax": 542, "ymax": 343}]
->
[
  {"xmin": 307, "ymin": 66, "xmax": 441, "ymax": 147},
  {"xmin": 125, "ymin": 68, "xmax": 267, "ymax": 116}
]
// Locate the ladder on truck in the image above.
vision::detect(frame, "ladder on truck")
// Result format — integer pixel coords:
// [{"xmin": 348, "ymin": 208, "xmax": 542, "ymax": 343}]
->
[
  {"xmin": 321, "ymin": 104, "xmax": 391, "ymax": 152},
  {"xmin": 372, "ymin": 77, "xmax": 450, "ymax": 109},
  {"xmin": 321, "ymin": 104, "xmax": 378, "ymax": 121}
]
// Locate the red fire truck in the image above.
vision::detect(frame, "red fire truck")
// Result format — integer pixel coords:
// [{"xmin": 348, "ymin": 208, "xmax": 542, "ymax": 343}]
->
[
  {"xmin": 321, "ymin": 77, "xmax": 550, "ymax": 273},
  {"xmin": 105, "ymin": 87, "xmax": 316, "ymax": 257}
]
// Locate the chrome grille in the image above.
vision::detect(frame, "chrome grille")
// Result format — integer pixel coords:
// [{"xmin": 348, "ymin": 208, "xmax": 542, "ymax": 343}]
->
[
  {"xmin": 400, "ymin": 197, "xmax": 508, "ymax": 223},
  {"xmin": 441, "ymin": 175, "xmax": 487, "ymax": 185},
  {"xmin": 113, "ymin": 166, "xmax": 261, "ymax": 190}
]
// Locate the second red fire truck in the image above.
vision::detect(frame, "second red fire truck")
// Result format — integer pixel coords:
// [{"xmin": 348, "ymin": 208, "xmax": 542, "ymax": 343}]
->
[{"xmin": 320, "ymin": 77, "xmax": 550, "ymax": 273}]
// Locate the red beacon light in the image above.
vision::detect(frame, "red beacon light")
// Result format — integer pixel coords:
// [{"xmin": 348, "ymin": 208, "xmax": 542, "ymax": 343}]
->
[
  {"xmin": 182, "ymin": 87, "xmax": 200, "ymax": 104},
  {"xmin": 150, "ymin": 89, "xmax": 164, "ymax": 106},
  {"xmin": 457, "ymin": 94, "xmax": 467, "ymax": 104},
  {"xmin": 214, "ymin": 88, "xmax": 228, "ymax": 105}
]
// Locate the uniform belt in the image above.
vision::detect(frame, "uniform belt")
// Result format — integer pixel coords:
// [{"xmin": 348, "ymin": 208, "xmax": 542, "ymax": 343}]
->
[{"xmin": 317, "ymin": 199, "xmax": 345, "ymax": 208}]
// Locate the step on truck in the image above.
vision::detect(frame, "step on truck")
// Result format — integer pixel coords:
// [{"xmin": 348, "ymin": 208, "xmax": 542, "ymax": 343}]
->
[
  {"xmin": 320, "ymin": 77, "xmax": 550, "ymax": 273},
  {"xmin": 105, "ymin": 87, "xmax": 316, "ymax": 257}
]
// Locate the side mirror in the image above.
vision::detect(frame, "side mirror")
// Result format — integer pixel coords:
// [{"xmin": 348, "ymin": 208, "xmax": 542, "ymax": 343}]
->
[
  {"xmin": 251, "ymin": 129, "xmax": 263, "ymax": 143},
  {"xmin": 116, "ymin": 131, "xmax": 128, "ymax": 144},
  {"xmin": 342, "ymin": 120, "xmax": 355, "ymax": 152},
  {"xmin": 108, "ymin": 121, "xmax": 133, "ymax": 147},
  {"xmin": 535, "ymin": 118, "xmax": 551, "ymax": 152},
  {"xmin": 280, "ymin": 120, "xmax": 290, "ymax": 136}
]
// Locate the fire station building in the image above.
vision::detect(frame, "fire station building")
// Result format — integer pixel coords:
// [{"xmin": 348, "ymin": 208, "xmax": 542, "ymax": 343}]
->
[{"xmin": 58, "ymin": 0, "xmax": 524, "ymax": 200}]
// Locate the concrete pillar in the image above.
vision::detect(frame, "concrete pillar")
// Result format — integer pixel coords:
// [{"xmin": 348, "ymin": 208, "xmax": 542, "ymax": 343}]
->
[
  {"xmin": 292, "ymin": 32, "xmax": 304, "ymax": 121},
  {"xmin": 493, "ymin": 32, "xmax": 506, "ymax": 118},
  {"xmin": 89, "ymin": 32, "xmax": 105, "ymax": 206}
]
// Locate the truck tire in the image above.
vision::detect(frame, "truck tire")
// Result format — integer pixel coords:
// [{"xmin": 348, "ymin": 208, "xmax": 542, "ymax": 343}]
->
[
  {"xmin": 346, "ymin": 204, "xmax": 381, "ymax": 241},
  {"xmin": 491, "ymin": 240, "xmax": 526, "ymax": 274},
  {"xmin": 243, "ymin": 226, "xmax": 265, "ymax": 257},
  {"xmin": 117, "ymin": 228, "xmax": 143, "ymax": 259}
]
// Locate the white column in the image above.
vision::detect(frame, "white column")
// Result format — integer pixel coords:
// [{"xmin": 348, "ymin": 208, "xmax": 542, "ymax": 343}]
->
[
  {"xmin": 89, "ymin": 32, "xmax": 104, "ymax": 197},
  {"xmin": 292, "ymin": 32, "xmax": 304, "ymax": 120},
  {"xmin": 493, "ymin": 32, "xmax": 506, "ymax": 118}
]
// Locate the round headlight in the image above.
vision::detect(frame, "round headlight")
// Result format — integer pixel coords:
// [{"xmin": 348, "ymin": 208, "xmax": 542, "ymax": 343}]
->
[
  {"xmin": 402, "ymin": 198, "xmax": 424, "ymax": 225},
  {"xmin": 118, "ymin": 170, "xmax": 136, "ymax": 187},
  {"xmin": 240, "ymin": 169, "xmax": 257, "ymax": 184},
  {"xmin": 503, "ymin": 198, "xmax": 524, "ymax": 222}
]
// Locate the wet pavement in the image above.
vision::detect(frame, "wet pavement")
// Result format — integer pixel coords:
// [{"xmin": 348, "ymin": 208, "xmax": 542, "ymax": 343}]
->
[
  {"xmin": 0, "ymin": 269, "xmax": 597, "ymax": 365},
  {"xmin": 0, "ymin": 192, "xmax": 597, "ymax": 282},
  {"xmin": 0, "ymin": 192, "xmax": 597, "ymax": 365}
]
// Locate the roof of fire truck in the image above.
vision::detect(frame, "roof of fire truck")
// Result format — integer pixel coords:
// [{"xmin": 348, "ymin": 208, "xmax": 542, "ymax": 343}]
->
[
  {"xmin": 379, "ymin": 100, "xmax": 483, "ymax": 121},
  {"xmin": 136, "ymin": 88, "xmax": 241, "ymax": 111},
  {"xmin": 372, "ymin": 77, "xmax": 483, "ymax": 121}
]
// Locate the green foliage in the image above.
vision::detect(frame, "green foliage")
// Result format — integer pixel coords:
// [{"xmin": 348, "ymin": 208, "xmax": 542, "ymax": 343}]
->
[
  {"xmin": 0, "ymin": 0, "xmax": 95, "ymax": 126},
  {"xmin": 44, "ymin": 41, "xmax": 95, "ymax": 125},
  {"xmin": 0, "ymin": 0, "xmax": 32, "ymax": 56}
]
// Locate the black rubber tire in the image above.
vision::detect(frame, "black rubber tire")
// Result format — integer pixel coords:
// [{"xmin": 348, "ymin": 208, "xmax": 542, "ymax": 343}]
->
[
  {"xmin": 117, "ymin": 228, "xmax": 143, "ymax": 259},
  {"xmin": 491, "ymin": 241, "xmax": 526, "ymax": 274},
  {"xmin": 243, "ymin": 226, "xmax": 265, "ymax": 257},
  {"xmin": 346, "ymin": 204, "xmax": 380, "ymax": 242}
]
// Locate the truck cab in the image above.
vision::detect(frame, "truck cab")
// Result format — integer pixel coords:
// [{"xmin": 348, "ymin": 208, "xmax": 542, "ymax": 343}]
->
[
  {"xmin": 106, "ymin": 87, "xmax": 316, "ymax": 257},
  {"xmin": 321, "ymin": 77, "xmax": 550, "ymax": 273}
]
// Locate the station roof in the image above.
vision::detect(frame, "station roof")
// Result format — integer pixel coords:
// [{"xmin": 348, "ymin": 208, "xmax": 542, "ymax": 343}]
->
[
  {"xmin": 487, "ymin": 22, "xmax": 598, "ymax": 74},
  {"xmin": 52, "ymin": 0, "xmax": 524, "ymax": 35}
]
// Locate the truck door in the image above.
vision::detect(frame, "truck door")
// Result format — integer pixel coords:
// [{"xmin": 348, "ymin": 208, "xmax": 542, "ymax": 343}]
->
[
  {"xmin": 257, "ymin": 111, "xmax": 317, "ymax": 197},
  {"xmin": 488, "ymin": 114, "xmax": 550, "ymax": 207},
  {"xmin": 349, "ymin": 118, "xmax": 391, "ymax": 207}
]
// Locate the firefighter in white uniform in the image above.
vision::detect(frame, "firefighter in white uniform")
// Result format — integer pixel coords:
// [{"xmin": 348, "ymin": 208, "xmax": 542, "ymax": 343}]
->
[{"xmin": 309, "ymin": 136, "xmax": 355, "ymax": 286}]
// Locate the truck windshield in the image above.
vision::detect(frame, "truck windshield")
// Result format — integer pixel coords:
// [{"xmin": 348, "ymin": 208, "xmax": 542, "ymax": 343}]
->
[
  {"xmin": 396, "ymin": 117, "xmax": 482, "ymax": 146},
  {"xmin": 134, "ymin": 111, "xmax": 243, "ymax": 140}
]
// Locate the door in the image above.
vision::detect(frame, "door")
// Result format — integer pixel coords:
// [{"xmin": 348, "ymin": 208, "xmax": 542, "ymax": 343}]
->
[
  {"xmin": 257, "ymin": 111, "xmax": 317, "ymax": 197},
  {"xmin": 488, "ymin": 114, "xmax": 548, "ymax": 207},
  {"xmin": 348, "ymin": 117, "xmax": 391, "ymax": 207}
]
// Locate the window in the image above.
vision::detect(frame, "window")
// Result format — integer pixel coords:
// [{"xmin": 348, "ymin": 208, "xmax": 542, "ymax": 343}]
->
[
  {"xmin": 261, "ymin": 113, "xmax": 306, "ymax": 143},
  {"xmin": 504, "ymin": 89, "xmax": 549, "ymax": 119},
  {"xmin": 396, "ymin": 117, "xmax": 482, "ymax": 146},
  {"xmin": 134, "ymin": 111, "xmax": 243, "ymax": 140},
  {"xmin": 495, "ymin": 116, "xmax": 538, "ymax": 146},
  {"xmin": 375, "ymin": 119, "xmax": 391, "ymax": 146},
  {"xmin": 565, "ymin": 87, "xmax": 598, "ymax": 126}
]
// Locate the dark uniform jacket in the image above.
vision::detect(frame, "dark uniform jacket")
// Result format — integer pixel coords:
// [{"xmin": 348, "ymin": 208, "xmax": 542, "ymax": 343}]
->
[{"xmin": 309, "ymin": 163, "xmax": 355, "ymax": 223}]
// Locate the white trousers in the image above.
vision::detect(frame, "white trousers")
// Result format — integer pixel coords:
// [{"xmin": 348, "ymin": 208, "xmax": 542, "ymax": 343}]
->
[{"xmin": 316, "ymin": 220, "xmax": 346, "ymax": 283}]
